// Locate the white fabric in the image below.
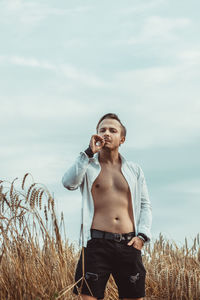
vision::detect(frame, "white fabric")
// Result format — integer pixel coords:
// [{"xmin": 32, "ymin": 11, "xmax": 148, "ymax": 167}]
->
[{"xmin": 62, "ymin": 151, "xmax": 152, "ymax": 248}]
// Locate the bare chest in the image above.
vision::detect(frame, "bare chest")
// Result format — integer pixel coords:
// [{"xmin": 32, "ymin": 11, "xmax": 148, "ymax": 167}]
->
[{"xmin": 91, "ymin": 164, "xmax": 130, "ymax": 194}]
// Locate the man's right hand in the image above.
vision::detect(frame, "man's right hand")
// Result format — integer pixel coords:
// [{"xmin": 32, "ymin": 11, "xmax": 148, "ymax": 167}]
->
[{"xmin": 89, "ymin": 135, "xmax": 105, "ymax": 154}]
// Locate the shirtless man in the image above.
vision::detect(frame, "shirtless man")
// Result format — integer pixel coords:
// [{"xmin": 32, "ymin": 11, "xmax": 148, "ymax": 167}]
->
[{"xmin": 62, "ymin": 113, "xmax": 152, "ymax": 300}]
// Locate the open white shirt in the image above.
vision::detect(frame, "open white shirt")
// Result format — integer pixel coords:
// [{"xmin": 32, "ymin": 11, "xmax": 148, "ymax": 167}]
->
[{"xmin": 62, "ymin": 151, "xmax": 152, "ymax": 248}]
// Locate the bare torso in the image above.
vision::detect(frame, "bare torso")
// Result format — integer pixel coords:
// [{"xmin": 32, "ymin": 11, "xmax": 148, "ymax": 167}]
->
[{"xmin": 91, "ymin": 158, "xmax": 135, "ymax": 234}]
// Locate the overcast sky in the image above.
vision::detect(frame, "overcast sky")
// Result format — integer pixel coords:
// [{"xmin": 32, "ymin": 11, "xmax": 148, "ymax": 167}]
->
[{"xmin": 1, "ymin": 0, "xmax": 200, "ymax": 249}]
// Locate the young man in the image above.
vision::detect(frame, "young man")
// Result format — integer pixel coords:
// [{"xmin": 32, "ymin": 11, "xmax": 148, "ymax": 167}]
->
[{"xmin": 62, "ymin": 113, "xmax": 152, "ymax": 300}]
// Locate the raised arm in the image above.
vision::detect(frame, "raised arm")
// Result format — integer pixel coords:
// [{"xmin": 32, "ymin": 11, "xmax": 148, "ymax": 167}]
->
[
  {"xmin": 62, "ymin": 134, "xmax": 106, "ymax": 190},
  {"xmin": 62, "ymin": 151, "xmax": 91, "ymax": 190}
]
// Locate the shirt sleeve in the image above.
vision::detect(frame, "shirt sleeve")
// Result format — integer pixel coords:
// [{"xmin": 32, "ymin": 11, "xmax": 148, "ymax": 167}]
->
[
  {"xmin": 62, "ymin": 151, "xmax": 90, "ymax": 190},
  {"xmin": 136, "ymin": 164, "xmax": 152, "ymax": 244}
]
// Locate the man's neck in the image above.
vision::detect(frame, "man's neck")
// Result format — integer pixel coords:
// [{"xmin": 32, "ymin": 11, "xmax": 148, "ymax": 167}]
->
[{"xmin": 98, "ymin": 149, "xmax": 121, "ymax": 166}]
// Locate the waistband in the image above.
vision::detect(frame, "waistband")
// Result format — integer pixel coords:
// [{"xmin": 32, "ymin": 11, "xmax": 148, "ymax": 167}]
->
[{"xmin": 90, "ymin": 228, "xmax": 135, "ymax": 242}]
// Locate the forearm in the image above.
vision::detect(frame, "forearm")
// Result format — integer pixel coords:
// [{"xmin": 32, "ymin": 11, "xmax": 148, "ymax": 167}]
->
[
  {"xmin": 137, "ymin": 203, "xmax": 152, "ymax": 243},
  {"xmin": 62, "ymin": 150, "xmax": 91, "ymax": 190},
  {"xmin": 137, "ymin": 164, "xmax": 152, "ymax": 243}
]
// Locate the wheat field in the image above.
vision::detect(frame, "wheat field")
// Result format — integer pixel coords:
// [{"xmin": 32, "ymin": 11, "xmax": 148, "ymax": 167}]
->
[{"xmin": 0, "ymin": 174, "xmax": 199, "ymax": 300}]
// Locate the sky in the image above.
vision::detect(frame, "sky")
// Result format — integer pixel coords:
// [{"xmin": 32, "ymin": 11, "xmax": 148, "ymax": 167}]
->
[{"xmin": 0, "ymin": 0, "xmax": 200, "ymax": 249}]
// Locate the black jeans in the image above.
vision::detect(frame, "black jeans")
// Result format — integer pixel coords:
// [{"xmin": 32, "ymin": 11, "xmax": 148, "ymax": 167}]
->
[{"xmin": 73, "ymin": 230, "xmax": 146, "ymax": 299}]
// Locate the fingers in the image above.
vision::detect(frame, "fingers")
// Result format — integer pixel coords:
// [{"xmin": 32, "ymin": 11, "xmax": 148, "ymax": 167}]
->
[
  {"xmin": 127, "ymin": 237, "xmax": 144, "ymax": 250},
  {"xmin": 94, "ymin": 135, "xmax": 104, "ymax": 143},
  {"xmin": 90, "ymin": 135, "xmax": 105, "ymax": 153},
  {"xmin": 127, "ymin": 237, "xmax": 136, "ymax": 246},
  {"xmin": 94, "ymin": 135, "xmax": 105, "ymax": 147}
]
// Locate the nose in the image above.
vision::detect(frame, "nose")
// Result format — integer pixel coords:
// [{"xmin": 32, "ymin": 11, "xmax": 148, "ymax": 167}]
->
[
  {"xmin": 103, "ymin": 129, "xmax": 110, "ymax": 135},
  {"xmin": 103, "ymin": 133, "xmax": 110, "ymax": 140}
]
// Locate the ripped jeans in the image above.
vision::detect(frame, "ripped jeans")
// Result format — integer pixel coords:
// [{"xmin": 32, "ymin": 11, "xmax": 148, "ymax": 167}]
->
[{"xmin": 73, "ymin": 232, "xmax": 146, "ymax": 299}]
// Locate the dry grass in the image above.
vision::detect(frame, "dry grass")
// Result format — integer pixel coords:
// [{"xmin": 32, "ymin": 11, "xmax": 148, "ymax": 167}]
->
[{"xmin": 0, "ymin": 175, "xmax": 199, "ymax": 300}]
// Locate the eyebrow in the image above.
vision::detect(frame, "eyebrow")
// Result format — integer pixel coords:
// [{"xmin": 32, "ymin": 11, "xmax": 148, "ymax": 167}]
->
[{"xmin": 99, "ymin": 127, "xmax": 118, "ymax": 130}]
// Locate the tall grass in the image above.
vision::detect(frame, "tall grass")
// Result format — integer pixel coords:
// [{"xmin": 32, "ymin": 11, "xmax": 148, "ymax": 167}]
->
[{"xmin": 0, "ymin": 175, "xmax": 199, "ymax": 299}]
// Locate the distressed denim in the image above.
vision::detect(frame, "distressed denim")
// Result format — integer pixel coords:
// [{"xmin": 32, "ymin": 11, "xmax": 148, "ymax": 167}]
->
[{"xmin": 73, "ymin": 231, "xmax": 146, "ymax": 299}]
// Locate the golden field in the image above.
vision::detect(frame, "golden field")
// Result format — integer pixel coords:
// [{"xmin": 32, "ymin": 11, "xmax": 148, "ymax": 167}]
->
[{"xmin": 0, "ymin": 174, "xmax": 199, "ymax": 300}]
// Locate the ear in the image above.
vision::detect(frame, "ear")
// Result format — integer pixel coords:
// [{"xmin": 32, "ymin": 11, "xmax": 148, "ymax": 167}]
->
[{"xmin": 119, "ymin": 136, "xmax": 125, "ymax": 146}]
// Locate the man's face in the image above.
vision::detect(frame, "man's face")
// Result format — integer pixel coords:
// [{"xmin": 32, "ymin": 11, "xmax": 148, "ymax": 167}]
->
[{"xmin": 97, "ymin": 118, "xmax": 125, "ymax": 149}]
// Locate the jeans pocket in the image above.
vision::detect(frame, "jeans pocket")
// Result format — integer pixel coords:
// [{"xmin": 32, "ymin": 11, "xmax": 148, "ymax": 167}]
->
[
  {"xmin": 86, "ymin": 238, "xmax": 98, "ymax": 248},
  {"xmin": 127, "ymin": 244, "xmax": 141, "ymax": 253},
  {"xmin": 132, "ymin": 245, "xmax": 141, "ymax": 252}
]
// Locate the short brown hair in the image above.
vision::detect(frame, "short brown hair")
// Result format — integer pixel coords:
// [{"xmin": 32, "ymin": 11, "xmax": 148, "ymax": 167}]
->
[{"xmin": 96, "ymin": 113, "xmax": 126, "ymax": 138}]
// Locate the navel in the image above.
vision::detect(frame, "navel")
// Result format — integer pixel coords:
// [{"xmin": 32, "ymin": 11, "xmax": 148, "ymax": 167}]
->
[
  {"xmin": 115, "ymin": 217, "xmax": 119, "ymax": 221},
  {"xmin": 95, "ymin": 184, "xmax": 100, "ymax": 188}
]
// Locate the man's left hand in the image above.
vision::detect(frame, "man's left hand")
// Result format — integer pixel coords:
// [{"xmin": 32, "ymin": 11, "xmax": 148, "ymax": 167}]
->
[{"xmin": 127, "ymin": 236, "xmax": 144, "ymax": 250}]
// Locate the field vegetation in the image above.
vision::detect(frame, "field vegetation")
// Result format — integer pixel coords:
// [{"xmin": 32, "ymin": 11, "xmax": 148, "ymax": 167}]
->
[{"xmin": 0, "ymin": 175, "xmax": 199, "ymax": 299}]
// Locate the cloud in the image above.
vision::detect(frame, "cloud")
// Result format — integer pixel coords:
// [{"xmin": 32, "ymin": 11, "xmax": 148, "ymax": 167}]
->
[
  {"xmin": 0, "ymin": 0, "xmax": 91, "ymax": 26},
  {"xmin": 0, "ymin": 55, "xmax": 106, "ymax": 88},
  {"xmin": 1, "ymin": 52, "xmax": 199, "ymax": 150},
  {"xmin": 10, "ymin": 56, "xmax": 55, "ymax": 69},
  {"xmin": 1, "ymin": 0, "xmax": 91, "ymax": 16},
  {"xmin": 0, "ymin": 96, "xmax": 86, "ymax": 120},
  {"xmin": 120, "ymin": 0, "xmax": 165, "ymax": 15},
  {"xmin": 178, "ymin": 49, "xmax": 200, "ymax": 65},
  {"xmin": 107, "ymin": 59, "xmax": 200, "ymax": 148},
  {"xmin": 127, "ymin": 16, "xmax": 190, "ymax": 44},
  {"xmin": 162, "ymin": 179, "xmax": 200, "ymax": 196}
]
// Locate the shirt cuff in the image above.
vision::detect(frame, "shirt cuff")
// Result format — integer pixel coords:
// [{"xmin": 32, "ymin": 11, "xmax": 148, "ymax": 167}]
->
[{"xmin": 84, "ymin": 145, "xmax": 94, "ymax": 158}]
